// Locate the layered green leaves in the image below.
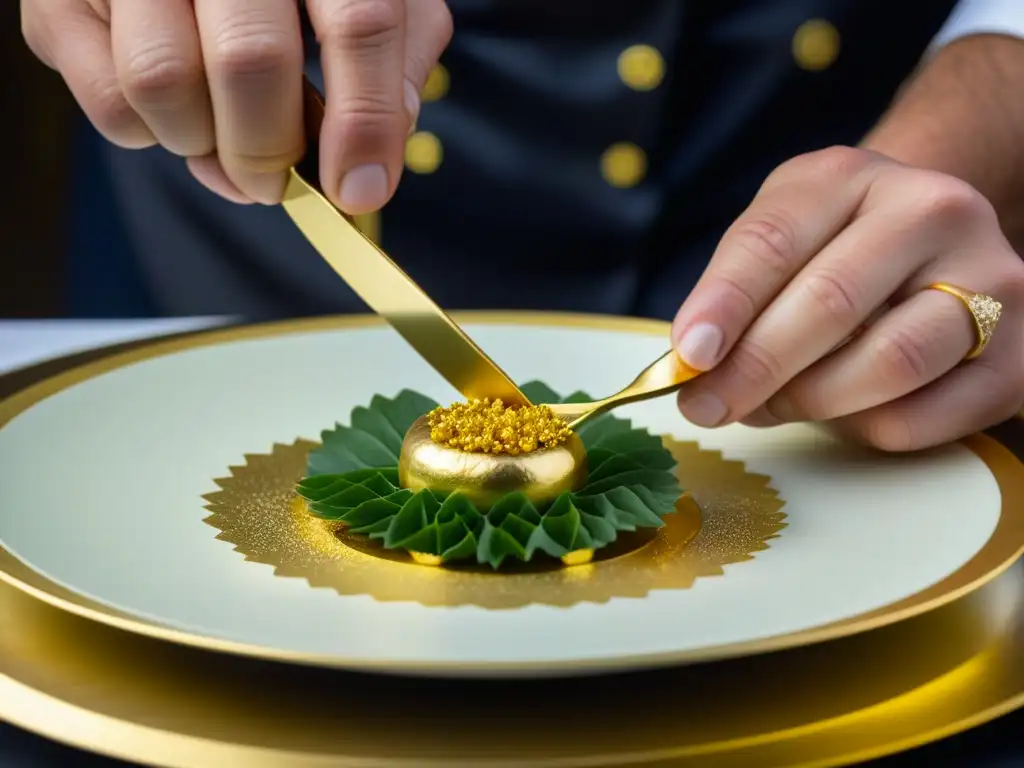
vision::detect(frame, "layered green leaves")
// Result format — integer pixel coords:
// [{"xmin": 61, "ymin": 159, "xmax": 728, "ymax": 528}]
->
[{"xmin": 296, "ymin": 382, "xmax": 682, "ymax": 568}]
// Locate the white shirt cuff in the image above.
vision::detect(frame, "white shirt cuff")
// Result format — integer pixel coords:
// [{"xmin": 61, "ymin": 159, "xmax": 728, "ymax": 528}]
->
[{"xmin": 931, "ymin": 0, "xmax": 1024, "ymax": 50}]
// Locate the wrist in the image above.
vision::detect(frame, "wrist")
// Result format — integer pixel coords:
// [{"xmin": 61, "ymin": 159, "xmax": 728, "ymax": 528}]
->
[{"xmin": 862, "ymin": 34, "xmax": 1024, "ymax": 249}]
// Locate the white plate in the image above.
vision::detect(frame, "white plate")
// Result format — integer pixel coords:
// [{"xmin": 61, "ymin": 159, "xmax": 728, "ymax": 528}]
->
[{"xmin": 1, "ymin": 313, "xmax": 1022, "ymax": 677}]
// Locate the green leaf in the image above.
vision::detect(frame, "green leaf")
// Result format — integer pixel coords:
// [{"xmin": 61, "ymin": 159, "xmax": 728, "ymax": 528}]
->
[
  {"xmin": 561, "ymin": 390, "xmax": 593, "ymax": 404},
  {"xmin": 350, "ymin": 406, "xmax": 404, "ymax": 455},
  {"xmin": 440, "ymin": 530, "xmax": 479, "ymax": 562},
  {"xmin": 382, "ymin": 491, "xmax": 440, "ymax": 548},
  {"xmin": 628, "ymin": 484, "xmax": 680, "ymax": 516},
  {"xmin": 477, "ymin": 520, "xmax": 529, "ymax": 568},
  {"xmin": 574, "ymin": 493, "xmax": 636, "ymax": 531},
  {"xmin": 488, "ymin": 493, "xmax": 541, "ymax": 527},
  {"xmin": 436, "ymin": 494, "xmax": 484, "ymax": 536},
  {"xmin": 350, "ymin": 517, "xmax": 395, "ymax": 536},
  {"xmin": 499, "ymin": 510, "xmax": 539, "ymax": 545},
  {"xmin": 577, "ymin": 414, "xmax": 633, "ymax": 447},
  {"xmin": 310, "ymin": 484, "xmax": 385, "ymax": 518},
  {"xmin": 296, "ymin": 474, "xmax": 352, "ymax": 502},
  {"xmin": 297, "ymin": 468, "xmax": 402, "ymax": 502},
  {"xmin": 392, "ymin": 524, "xmax": 438, "ymax": 554},
  {"xmin": 296, "ymin": 473, "xmax": 345, "ymax": 493},
  {"xmin": 306, "ymin": 440, "xmax": 365, "ymax": 476},
  {"xmin": 342, "ymin": 491, "xmax": 412, "ymax": 528},
  {"xmin": 373, "ymin": 390, "xmax": 440, "ymax": 435},
  {"xmin": 520, "ymin": 380, "xmax": 562, "ymax": 405},
  {"xmin": 542, "ymin": 495, "xmax": 582, "ymax": 549},
  {"xmin": 437, "ymin": 513, "xmax": 471, "ymax": 553},
  {"xmin": 604, "ymin": 487, "xmax": 669, "ymax": 527},
  {"xmin": 295, "ymin": 383, "xmax": 684, "ymax": 569},
  {"xmin": 585, "ymin": 452, "xmax": 647, "ymax": 483},
  {"xmin": 580, "ymin": 509, "xmax": 617, "ymax": 546},
  {"xmin": 580, "ymin": 468, "xmax": 678, "ymax": 498},
  {"xmin": 306, "ymin": 391, "xmax": 438, "ymax": 477},
  {"xmin": 321, "ymin": 426, "xmax": 397, "ymax": 471},
  {"xmin": 594, "ymin": 429, "xmax": 664, "ymax": 452}
]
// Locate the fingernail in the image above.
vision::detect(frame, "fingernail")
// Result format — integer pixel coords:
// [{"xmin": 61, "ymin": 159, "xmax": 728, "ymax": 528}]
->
[
  {"xmin": 676, "ymin": 323, "xmax": 724, "ymax": 371},
  {"xmin": 338, "ymin": 164, "xmax": 388, "ymax": 213},
  {"xmin": 403, "ymin": 78, "xmax": 421, "ymax": 135},
  {"xmin": 680, "ymin": 393, "xmax": 728, "ymax": 427}
]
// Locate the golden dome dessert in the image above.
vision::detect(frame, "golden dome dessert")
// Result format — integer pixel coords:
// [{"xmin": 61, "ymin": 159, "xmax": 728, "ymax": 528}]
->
[{"xmin": 399, "ymin": 399, "xmax": 587, "ymax": 508}]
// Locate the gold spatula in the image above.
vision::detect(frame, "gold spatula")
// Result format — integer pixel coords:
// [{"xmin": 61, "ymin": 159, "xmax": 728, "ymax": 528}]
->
[
  {"xmin": 282, "ymin": 79, "xmax": 702, "ymax": 428},
  {"xmin": 281, "ymin": 80, "xmax": 530, "ymax": 407}
]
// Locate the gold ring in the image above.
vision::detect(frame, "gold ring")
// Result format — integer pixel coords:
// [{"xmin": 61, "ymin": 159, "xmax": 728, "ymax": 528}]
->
[{"xmin": 927, "ymin": 283, "xmax": 1003, "ymax": 360}]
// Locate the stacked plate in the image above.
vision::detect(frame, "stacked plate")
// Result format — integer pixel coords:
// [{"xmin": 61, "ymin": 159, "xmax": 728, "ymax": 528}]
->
[{"xmin": 1, "ymin": 313, "xmax": 1023, "ymax": 767}]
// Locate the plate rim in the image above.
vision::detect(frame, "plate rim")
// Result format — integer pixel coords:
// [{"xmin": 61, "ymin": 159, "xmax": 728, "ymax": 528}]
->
[
  {"xmin": 2, "ymin": 542, "xmax": 1023, "ymax": 767},
  {"xmin": 2, "ymin": 310, "xmax": 1023, "ymax": 677}
]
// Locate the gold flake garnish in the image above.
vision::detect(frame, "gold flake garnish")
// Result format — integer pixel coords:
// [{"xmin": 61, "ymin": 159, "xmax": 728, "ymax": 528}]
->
[{"xmin": 427, "ymin": 399, "xmax": 573, "ymax": 455}]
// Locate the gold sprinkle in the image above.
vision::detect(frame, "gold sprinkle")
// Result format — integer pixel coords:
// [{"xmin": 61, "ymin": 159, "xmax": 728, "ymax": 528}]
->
[
  {"xmin": 561, "ymin": 549, "xmax": 595, "ymax": 566},
  {"xmin": 410, "ymin": 551, "xmax": 444, "ymax": 567},
  {"xmin": 427, "ymin": 399, "xmax": 573, "ymax": 455}
]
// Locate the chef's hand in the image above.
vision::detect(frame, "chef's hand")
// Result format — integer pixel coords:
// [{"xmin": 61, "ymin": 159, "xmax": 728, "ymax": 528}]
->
[
  {"xmin": 671, "ymin": 147, "xmax": 1024, "ymax": 451},
  {"xmin": 21, "ymin": 0, "xmax": 451, "ymax": 211}
]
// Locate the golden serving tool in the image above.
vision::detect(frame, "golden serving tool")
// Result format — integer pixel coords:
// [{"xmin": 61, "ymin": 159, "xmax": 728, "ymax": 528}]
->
[
  {"xmin": 283, "ymin": 79, "xmax": 702, "ymax": 427},
  {"xmin": 281, "ymin": 80, "xmax": 530, "ymax": 406},
  {"xmin": 546, "ymin": 350, "xmax": 701, "ymax": 428}
]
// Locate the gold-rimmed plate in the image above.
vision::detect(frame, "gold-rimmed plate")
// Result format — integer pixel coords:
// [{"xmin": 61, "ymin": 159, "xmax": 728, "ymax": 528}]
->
[
  {"xmin": 1, "ymin": 544, "xmax": 1022, "ymax": 767},
  {"xmin": 0, "ymin": 313, "xmax": 1023, "ymax": 677}
]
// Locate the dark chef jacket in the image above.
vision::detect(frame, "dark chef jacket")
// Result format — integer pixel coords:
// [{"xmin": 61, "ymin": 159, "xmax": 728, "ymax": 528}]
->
[{"xmin": 94, "ymin": 1, "xmax": 961, "ymax": 321}]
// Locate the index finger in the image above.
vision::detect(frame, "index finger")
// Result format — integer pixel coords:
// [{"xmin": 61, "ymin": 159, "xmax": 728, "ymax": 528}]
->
[
  {"xmin": 670, "ymin": 147, "xmax": 879, "ymax": 371},
  {"xmin": 308, "ymin": 0, "xmax": 408, "ymax": 214}
]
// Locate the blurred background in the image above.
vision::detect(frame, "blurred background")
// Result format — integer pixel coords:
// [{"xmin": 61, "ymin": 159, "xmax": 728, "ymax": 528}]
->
[
  {"xmin": 4, "ymin": 3, "xmax": 79, "ymax": 319},
  {"xmin": 5, "ymin": 4, "xmax": 148, "ymax": 320}
]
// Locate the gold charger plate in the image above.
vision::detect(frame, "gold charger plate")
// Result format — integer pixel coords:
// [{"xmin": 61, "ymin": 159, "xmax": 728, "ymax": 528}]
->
[
  {"xmin": 0, "ymin": 319, "xmax": 1022, "ymax": 766},
  {"xmin": 0, "ymin": 314, "xmax": 1023, "ymax": 678},
  {"xmin": 0, "ymin": 542, "xmax": 1022, "ymax": 767}
]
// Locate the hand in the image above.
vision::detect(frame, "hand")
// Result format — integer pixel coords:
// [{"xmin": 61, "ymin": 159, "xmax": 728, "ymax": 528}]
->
[
  {"xmin": 21, "ymin": 0, "xmax": 452, "ymax": 210},
  {"xmin": 671, "ymin": 146, "xmax": 1024, "ymax": 451}
]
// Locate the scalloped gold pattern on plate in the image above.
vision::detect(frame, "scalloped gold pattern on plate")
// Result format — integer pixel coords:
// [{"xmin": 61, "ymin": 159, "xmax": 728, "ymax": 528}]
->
[{"xmin": 203, "ymin": 438, "xmax": 787, "ymax": 609}]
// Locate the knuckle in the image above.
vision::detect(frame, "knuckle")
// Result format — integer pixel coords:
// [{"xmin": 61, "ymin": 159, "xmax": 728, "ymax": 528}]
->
[
  {"xmin": 123, "ymin": 45, "xmax": 203, "ymax": 107},
  {"xmin": 333, "ymin": 105, "xmax": 401, "ymax": 144},
  {"xmin": 990, "ymin": 264, "xmax": 1024, "ymax": 306},
  {"xmin": 728, "ymin": 209, "xmax": 800, "ymax": 277},
  {"xmin": 318, "ymin": 0, "xmax": 402, "ymax": 45},
  {"xmin": 909, "ymin": 174, "xmax": 995, "ymax": 227},
  {"xmin": 405, "ymin": 5, "xmax": 454, "ymax": 80},
  {"xmin": 705, "ymin": 273, "xmax": 758, "ymax": 318},
  {"xmin": 873, "ymin": 329, "xmax": 931, "ymax": 387},
  {"xmin": 727, "ymin": 339, "xmax": 785, "ymax": 392},
  {"xmin": 213, "ymin": 18, "xmax": 298, "ymax": 78},
  {"xmin": 774, "ymin": 145, "xmax": 871, "ymax": 184},
  {"xmin": 89, "ymin": 81, "xmax": 138, "ymax": 130},
  {"xmin": 230, "ymin": 148, "xmax": 303, "ymax": 175},
  {"xmin": 802, "ymin": 269, "xmax": 861, "ymax": 322},
  {"xmin": 808, "ymin": 145, "xmax": 874, "ymax": 178}
]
